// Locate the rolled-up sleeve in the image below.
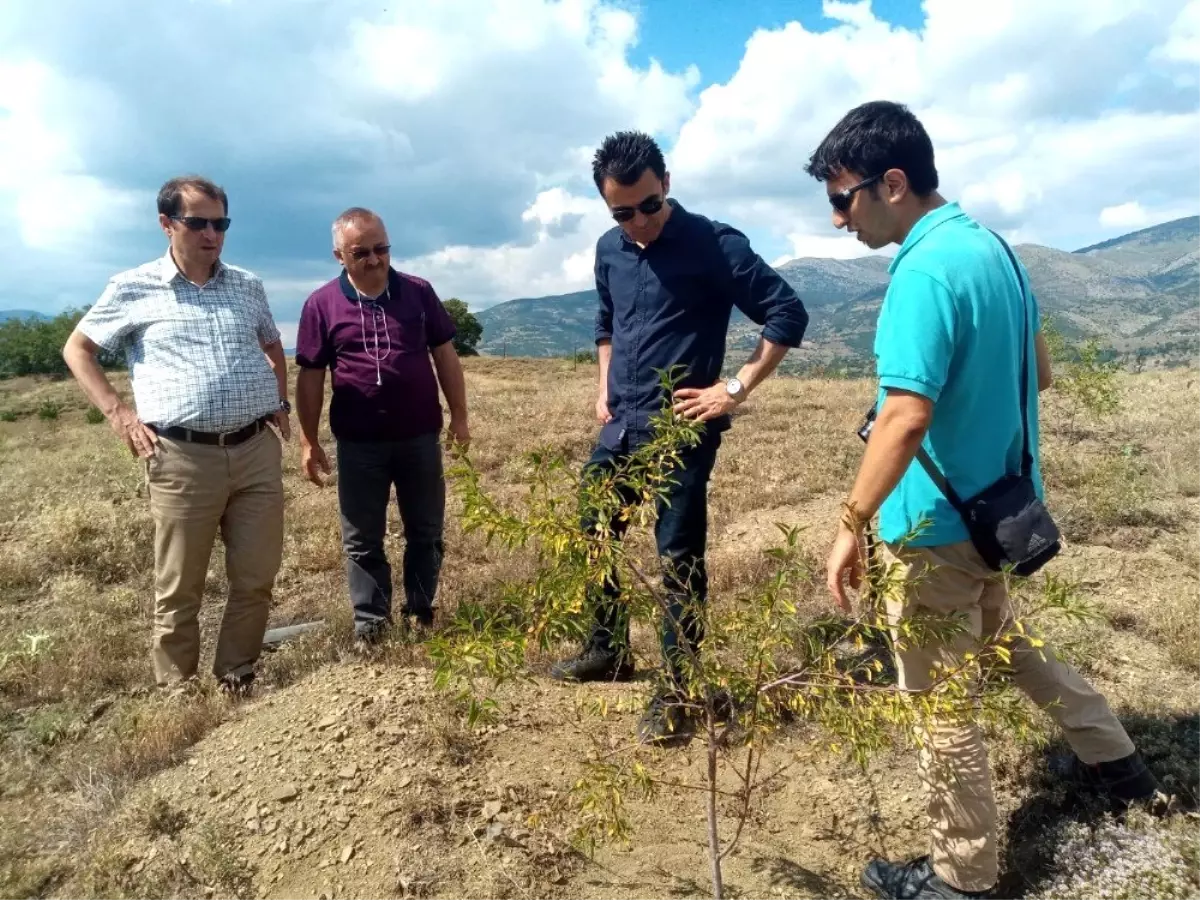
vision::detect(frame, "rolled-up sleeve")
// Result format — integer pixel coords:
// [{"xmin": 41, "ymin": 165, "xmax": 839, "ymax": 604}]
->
[
  {"xmin": 717, "ymin": 226, "xmax": 808, "ymax": 348},
  {"xmin": 77, "ymin": 279, "xmax": 135, "ymax": 354},
  {"xmin": 594, "ymin": 244, "xmax": 614, "ymax": 344}
]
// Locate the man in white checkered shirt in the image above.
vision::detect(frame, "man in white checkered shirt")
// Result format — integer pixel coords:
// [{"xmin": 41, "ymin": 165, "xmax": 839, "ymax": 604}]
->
[{"xmin": 63, "ymin": 175, "xmax": 291, "ymax": 695}]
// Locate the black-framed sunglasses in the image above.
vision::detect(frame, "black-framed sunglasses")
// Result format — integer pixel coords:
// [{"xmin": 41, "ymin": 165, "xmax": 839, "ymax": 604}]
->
[
  {"xmin": 171, "ymin": 215, "xmax": 231, "ymax": 233},
  {"xmin": 829, "ymin": 173, "xmax": 883, "ymax": 213},
  {"xmin": 610, "ymin": 195, "xmax": 664, "ymax": 223},
  {"xmin": 348, "ymin": 243, "xmax": 391, "ymax": 261}
]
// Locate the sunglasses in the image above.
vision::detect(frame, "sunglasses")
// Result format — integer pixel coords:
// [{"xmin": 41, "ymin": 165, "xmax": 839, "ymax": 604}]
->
[
  {"xmin": 829, "ymin": 173, "xmax": 883, "ymax": 213},
  {"xmin": 171, "ymin": 215, "xmax": 231, "ymax": 233},
  {"xmin": 347, "ymin": 243, "xmax": 391, "ymax": 261},
  {"xmin": 610, "ymin": 195, "xmax": 664, "ymax": 223}
]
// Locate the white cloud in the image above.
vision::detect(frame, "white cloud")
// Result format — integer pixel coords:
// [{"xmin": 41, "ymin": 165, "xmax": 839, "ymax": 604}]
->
[
  {"xmin": 669, "ymin": 0, "xmax": 1198, "ymax": 259},
  {"xmin": 1100, "ymin": 202, "xmax": 1152, "ymax": 229},
  {"xmin": 0, "ymin": 0, "xmax": 1195, "ymax": 315}
]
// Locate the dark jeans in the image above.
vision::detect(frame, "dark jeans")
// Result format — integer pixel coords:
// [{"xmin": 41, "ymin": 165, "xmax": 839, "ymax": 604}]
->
[
  {"xmin": 581, "ymin": 431, "xmax": 721, "ymax": 682},
  {"xmin": 336, "ymin": 434, "xmax": 446, "ymax": 634}
]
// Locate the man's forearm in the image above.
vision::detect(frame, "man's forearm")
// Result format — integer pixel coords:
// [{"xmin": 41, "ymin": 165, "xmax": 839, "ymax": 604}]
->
[
  {"xmin": 63, "ymin": 335, "xmax": 125, "ymax": 416},
  {"xmin": 734, "ymin": 337, "xmax": 789, "ymax": 397},
  {"xmin": 433, "ymin": 349, "xmax": 468, "ymax": 417},
  {"xmin": 262, "ymin": 340, "xmax": 289, "ymax": 401},
  {"xmin": 295, "ymin": 369, "xmax": 325, "ymax": 446},
  {"xmin": 843, "ymin": 395, "xmax": 931, "ymax": 525},
  {"xmin": 597, "ymin": 339, "xmax": 612, "ymax": 392}
]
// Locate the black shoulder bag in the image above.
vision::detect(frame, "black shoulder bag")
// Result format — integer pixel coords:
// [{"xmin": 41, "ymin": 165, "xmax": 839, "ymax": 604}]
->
[{"xmin": 857, "ymin": 230, "xmax": 1061, "ymax": 577}]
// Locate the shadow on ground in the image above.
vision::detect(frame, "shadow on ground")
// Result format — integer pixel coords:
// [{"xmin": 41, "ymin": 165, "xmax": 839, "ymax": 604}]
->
[{"xmin": 997, "ymin": 711, "xmax": 1199, "ymax": 898}]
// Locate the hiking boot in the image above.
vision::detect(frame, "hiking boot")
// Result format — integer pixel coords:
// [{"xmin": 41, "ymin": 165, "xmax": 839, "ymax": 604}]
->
[
  {"xmin": 636, "ymin": 691, "xmax": 694, "ymax": 746},
  {"xmin": 861, "ymin": 856, "xmax": 988, "ymax": 899},
  {"xmin": 549, "ymin": 646, "xmax": 633, "ymax": 682},
  {"xmin": 1049, "ymin": 750, "xmax": 1161, "ymax": 804}
]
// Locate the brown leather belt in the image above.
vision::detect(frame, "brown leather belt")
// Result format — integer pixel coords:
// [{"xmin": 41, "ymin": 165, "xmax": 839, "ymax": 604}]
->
[{"xmin": 152, "ymin": 415, "xmax": 272, "ymax": 447}]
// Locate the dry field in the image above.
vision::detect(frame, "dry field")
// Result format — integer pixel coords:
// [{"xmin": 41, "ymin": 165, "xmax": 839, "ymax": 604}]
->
[{"xmin": 0, "ymin": 356, "xmax": 1197, "ymax": 899}]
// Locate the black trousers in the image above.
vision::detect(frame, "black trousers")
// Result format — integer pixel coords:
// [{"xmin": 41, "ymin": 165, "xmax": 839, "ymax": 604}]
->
[
  {"xmin": 336, "ymin": 434, "xmax": 445, "ymax": 634},
  {"xmin": 581, "ymin": 431, "xmax": 721, "ymax": 681}
]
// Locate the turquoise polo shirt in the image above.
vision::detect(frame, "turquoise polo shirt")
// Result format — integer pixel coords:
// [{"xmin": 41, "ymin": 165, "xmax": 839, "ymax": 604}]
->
[{"xmin": 873, "ymin": 201, "xmax": 1045, "ymax": 547}]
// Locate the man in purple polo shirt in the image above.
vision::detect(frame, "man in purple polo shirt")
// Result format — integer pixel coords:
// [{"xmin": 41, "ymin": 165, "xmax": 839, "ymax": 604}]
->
[{"xmin": 295, "ymin": 207, "xmax": 469, "ymax": 644}]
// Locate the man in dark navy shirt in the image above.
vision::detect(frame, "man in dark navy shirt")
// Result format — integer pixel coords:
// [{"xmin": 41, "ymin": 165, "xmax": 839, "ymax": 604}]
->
[{"xmin": 550, "ymin": 131, "xmax": 809, "ymax": 744}]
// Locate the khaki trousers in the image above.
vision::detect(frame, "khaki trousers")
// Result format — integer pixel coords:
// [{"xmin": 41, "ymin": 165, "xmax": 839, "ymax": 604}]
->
[
  {"xmin": 881, "ymin": 539, "xmax": 1135, "ymax": 893},
  {"xmin": 145, "ymin": 428, "xmax": 284, "ymax": 686}
]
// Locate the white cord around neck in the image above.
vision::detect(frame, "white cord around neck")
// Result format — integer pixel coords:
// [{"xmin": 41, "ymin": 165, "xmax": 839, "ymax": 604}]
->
[{"xmin": 356, "ymin": 286, "xmax": 392, "ymax": 386}]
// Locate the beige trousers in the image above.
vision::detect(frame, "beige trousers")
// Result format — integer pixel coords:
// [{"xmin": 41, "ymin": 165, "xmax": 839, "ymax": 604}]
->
[
  {"xmin": 145, "ymin": 427, "xmax": 284, "ymax": 686},
  {"xmin": 881, "ymin": 539, "xmax": 1135, "ymax": 892}
]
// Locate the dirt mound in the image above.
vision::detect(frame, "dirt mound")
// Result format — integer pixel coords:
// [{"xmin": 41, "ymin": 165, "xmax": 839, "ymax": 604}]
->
[{"xmin": 64, "ymin": 657, "xmax": 933, "ymax": 900}]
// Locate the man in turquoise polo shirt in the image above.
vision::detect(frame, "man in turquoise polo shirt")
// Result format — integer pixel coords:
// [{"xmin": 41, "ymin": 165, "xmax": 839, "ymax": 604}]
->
[{"xmin": 805, "ymin": 101, "xmax": 1160, "ymax": 899}]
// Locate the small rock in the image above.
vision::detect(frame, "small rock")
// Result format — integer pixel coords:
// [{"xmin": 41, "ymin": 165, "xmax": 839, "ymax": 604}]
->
[
  {"xmin": 397, "ymin": 775, "xmax": 413, "ymax": 789},
  {"xmin": 317, "ymin": 715, "xmax": 340, "ymax": 730},
  {"xmin": 340, "ymin": 845, "xmax": 355, "ymax": 864},
  {"xmin": 269, "ymin": 783, "xmax": 300, "ymax": 802},
  {"xmin": 481, "ymin": 800, "xmax": 503, "ymax": 821},
  {"xmin": 338, "ymin": 764, "xmax": 359, "ymax": 780}
]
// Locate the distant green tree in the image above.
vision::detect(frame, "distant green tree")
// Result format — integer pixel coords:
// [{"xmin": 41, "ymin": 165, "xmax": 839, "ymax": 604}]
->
[
  {"xmin": 442, "ymin": 298, "xmax": 483, "ymax": 357},
  {"xmin": 0, "ymin": 309, "xmax": 122, "ymax": 379}
]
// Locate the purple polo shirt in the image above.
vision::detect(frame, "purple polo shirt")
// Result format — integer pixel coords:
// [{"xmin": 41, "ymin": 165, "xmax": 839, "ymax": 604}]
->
[{"xmin": 295, "ymin": 268, "xmax": 456, "ymax": 442}]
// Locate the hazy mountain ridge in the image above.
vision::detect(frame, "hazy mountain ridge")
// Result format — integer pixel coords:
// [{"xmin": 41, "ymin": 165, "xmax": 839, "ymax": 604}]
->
[{"xmin": 477, "ymin": 216, "xmax": 1198, "ymax": 368}]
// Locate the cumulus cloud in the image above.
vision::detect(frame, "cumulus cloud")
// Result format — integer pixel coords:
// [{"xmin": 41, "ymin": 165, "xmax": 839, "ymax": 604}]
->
[
  {"xmin": 0, "ymin": 0, "xmax": 1195, "ymax": 317},
  {"xmin": 674, "ymin": 0, "xmax": 1199, "ymax": 263}
]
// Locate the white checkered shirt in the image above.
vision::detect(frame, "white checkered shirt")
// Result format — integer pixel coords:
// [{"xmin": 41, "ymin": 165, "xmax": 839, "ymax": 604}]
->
[{"xmin": 79, "ymin": 251, "xmax": 283, "ymax": 432}]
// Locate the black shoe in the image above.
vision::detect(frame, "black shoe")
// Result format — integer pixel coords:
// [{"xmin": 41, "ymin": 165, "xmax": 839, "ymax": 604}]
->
[
  {"xmin": 402, "ymin": 605, "xmax": 435, "ymax": 628},
  {"xmin": 636, "ymin": 691, "xmax": 695, "ymax": 746},
  {"xmin": 218, "ymin": 671, "xmax": 255, "ymax": 699},
  {"xmin": 549, "ymin": 646, "xmax": 634, "ymax": 682},
  {"xmin": 861, "ymin": 856, "xmax": 988, "ymax": 899},
  {"xmin": 353, "ymin": 619, "xmax": 389, "ymax": 651},
  {"xmin": 1049, "ymin": 750, "xmax": 1161, "ymax": 804}
]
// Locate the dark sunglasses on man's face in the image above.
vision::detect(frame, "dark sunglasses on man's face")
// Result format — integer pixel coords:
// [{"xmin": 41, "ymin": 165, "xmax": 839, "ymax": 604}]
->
[
  {"xmin": 610, "ymin": 195, "xmax": 664, "ymax": 223},
  {"xmin": 348, "ymin": 244, "xmax": 391, "ymax": 261},
  {"xmin": 171, "ymin": 215, "xmax": 231, "ymax": 233},
  {"xmin": 828, "ymin": 173, "xmax": 883, "ymax": 213}
]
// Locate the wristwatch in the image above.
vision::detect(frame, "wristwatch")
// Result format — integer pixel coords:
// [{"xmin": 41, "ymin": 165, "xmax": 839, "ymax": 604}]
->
[
  {"xmin": 725, "ymin": 377, "xmax": 746, "ymax": 403},
  {"xmin": 279, "ymin": 399, "xmax": 292, "ymax": 414}
]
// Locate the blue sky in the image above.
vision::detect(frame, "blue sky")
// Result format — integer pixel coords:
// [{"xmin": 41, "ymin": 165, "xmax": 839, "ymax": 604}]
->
[{"xmin": 0, "ymin": 0, "xmax": 1196, "ymax": 343}]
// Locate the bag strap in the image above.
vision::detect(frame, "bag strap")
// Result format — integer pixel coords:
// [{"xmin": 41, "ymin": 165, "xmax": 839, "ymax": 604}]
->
[{"xmin": 909, "ymin": 227, "xmax": 1033, "ymax": 508}]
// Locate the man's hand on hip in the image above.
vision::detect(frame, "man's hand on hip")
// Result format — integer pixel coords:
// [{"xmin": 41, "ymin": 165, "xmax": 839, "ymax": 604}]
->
[
  {"xmin": 109, "ymin": 403, "xmax": 158, "ymax": 458},
  {"xmin": 673, "ymin": 381, "xmax": 739, "ymax": 422},
  {"xmin": 301, "ymin": 442, "xmax": 331, "ymax": 486}
]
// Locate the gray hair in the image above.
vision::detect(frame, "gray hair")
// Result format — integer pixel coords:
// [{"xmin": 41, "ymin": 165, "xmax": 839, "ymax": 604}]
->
[{"xmin": 331, "ymin": 207, "xmax": 383, "ymax": 248}]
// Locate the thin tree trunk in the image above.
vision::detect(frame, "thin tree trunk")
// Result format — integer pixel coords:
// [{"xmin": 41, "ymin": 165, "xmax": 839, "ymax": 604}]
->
[{"xmin": 706, "ymin": 709, "xmax": 724, "ymax": 900}]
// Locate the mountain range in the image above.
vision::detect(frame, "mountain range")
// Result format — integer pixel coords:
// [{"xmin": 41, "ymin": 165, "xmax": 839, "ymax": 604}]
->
[{"xmin": 477, "ymin": 215, "xmax": 1199, "ymax": 371}]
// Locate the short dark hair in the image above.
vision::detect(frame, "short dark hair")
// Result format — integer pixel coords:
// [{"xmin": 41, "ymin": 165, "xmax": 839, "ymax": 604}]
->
[
  {"xmin": 804, "ymin": 101, "xmax": 939, "ymax": 197},
  {"xmin": 157, "ymin": 175, "xmax": 229, "ymax": 218},
  {"xmin": 592, "ymin": 130, "xmax": 666, "ymax": 194}
]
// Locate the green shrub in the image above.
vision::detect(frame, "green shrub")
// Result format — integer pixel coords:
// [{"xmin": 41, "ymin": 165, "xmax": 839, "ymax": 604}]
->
[{"xmin": 85, "ymin": 406, "xmax": 105, "ymax": 425}]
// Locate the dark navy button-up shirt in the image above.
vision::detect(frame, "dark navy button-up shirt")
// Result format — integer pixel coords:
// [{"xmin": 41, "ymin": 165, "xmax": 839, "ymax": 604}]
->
[{"xmin": 594, "ymin": 200, "xmax": 808, "ymax": 448}]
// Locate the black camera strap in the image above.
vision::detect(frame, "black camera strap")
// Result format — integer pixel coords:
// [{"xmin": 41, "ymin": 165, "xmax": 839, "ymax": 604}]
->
[{"xmin": 912, "ymin": 229, "xmax": 1032, "ymax": 510}]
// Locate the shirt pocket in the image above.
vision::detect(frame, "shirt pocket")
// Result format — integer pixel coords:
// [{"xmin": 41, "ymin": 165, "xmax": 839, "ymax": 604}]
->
[{"xmin": 394, "ymin": 310, "xmax": 428, "ymax": 355}]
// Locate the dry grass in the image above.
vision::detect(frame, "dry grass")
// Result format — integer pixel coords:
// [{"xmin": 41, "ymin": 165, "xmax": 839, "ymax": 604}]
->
[{"xmin": 0, "ymin": 358, "xmax": 1197, "ymax": 898}]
